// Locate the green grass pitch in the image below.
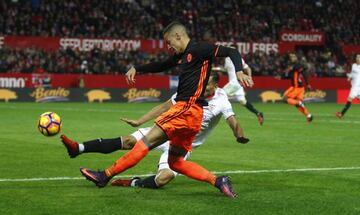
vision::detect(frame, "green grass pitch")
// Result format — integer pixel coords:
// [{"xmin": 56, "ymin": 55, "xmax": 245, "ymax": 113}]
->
[{"xmin": 0, "ymin": 102, "xmax": 359, "ymax": 215}]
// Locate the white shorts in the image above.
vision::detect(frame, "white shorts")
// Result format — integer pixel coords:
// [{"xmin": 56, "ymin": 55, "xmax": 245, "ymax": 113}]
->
[
  {"xmin": 130, "ymin": 128, "xmax": 191, "ymax": 176},
  {"xmin": 349, "ymin": 87, "xmax": 360, "ymax": 99},
  {"xmin": 223, "ymin": 81, "xmax": 242, "ymax": 96},
  {"xmin": 232, "ymin": 87, "xmax": 246, "ymax": 102},
  {"xmin": 223, "ymin": 82, "xmax": 246, "ymax": 102}
]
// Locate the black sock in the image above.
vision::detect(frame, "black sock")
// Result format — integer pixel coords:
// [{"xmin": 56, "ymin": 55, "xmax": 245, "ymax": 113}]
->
[
  {"xmin": 136, "ymin": 175, "xmax": 158, "ymax": 189},
  {"xmin": 245, "ymin": 102, "xmax": 259, "ymax": 115},
  {"xmin": 83, "ymin": 137, "xmax": 122, "ymax": 154},
  {"xmin": 341, "ymin": 101, "xmax": 352, "ymax": 115}
]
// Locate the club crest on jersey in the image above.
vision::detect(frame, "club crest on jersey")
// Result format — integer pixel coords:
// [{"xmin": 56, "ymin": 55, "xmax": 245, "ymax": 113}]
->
[{"xmin": 187, "ymin": 53, "xmax": 192, "ymax": 62}]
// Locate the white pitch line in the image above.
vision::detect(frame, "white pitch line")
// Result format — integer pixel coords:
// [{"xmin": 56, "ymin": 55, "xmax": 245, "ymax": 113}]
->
[
  {"xmin": 236, "ymin": 114, "xmax": 360, "ymax": 124},
  {"xmin": 1, "ymin": 166, "xmax": 359, "ymax": 183},
  {"xmin": 212, "ymin": 166, "xmax": 360, "ymax": 174}
]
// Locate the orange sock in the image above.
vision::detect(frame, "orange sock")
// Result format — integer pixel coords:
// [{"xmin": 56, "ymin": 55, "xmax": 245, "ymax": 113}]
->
[
  {"xmin": 287, "ymin": 98, "xmax": 299, "ymax": 106},
  {"xmin": 105, "ymin": 140, "xmax": 149, "ymax": 177},
  {"xmin": 304, "ymin": 107, "xmax": 310, "ymax": 116},
  {"xmin": 297, "ymin": 106, "xmax": 310, "ymax": 116},
  {"xmin": 168, "ymin": 155, "xmax": 216, "ymax": 186}
]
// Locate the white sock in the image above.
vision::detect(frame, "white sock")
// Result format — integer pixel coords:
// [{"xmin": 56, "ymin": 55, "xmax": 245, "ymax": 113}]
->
[
  {"xmin": 78, "ymin": 144, "xmax": 84, "ymax": 153},
  {"xmin": 130, "ymin": 179, "xmax": 139, "ymax": 187}
]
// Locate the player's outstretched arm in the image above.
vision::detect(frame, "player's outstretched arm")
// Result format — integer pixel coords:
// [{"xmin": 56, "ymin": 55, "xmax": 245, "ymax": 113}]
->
[
  {"xmin": 225, "ymin": 115, "xmax": 249, "ymax": 144},
  {"xmin": 126, "ymin": 57, "xmax": 177, "ymax": 85},
  {"xmin": 121, "ymin": 99, "xmax": 173, "ymax": 127}
]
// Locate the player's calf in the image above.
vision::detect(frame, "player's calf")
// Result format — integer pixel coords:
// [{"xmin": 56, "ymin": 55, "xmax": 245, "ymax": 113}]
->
[
  {"xmin": 257, "ymin": 112, "xmax": 264, "ymax": 125},
  {"xmin": 111, "ymin": 177, "xmax": 140, "ymax": 187}
]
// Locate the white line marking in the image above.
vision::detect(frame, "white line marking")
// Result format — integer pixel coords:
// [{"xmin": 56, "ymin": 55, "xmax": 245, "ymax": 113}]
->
[
  {"xmin": 238, "ymin": 115, "xmax": 360, "ymax": 124},
  {"xmin": 1, "ymin": 166, "xmax": 359, "ymax": 182}
]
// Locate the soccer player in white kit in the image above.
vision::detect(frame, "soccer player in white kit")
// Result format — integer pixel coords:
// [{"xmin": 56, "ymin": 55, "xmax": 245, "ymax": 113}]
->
[
  {"xmin": 223, "ymin": 56, "xmax": 264, "ymax": 125},
  {"xmin": 61, "ymin": 72, "xmax": 249, "ymax": 189},
  {"xmin": 336, "ymin": 54, "xmax": 360, "ymax": 118}
]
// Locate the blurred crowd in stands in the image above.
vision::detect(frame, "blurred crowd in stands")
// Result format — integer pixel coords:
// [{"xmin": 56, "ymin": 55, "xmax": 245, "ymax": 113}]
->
[
  {"xmin": 0, "ymin": 0, "xmax": 359, "ymax": 76},
  {"xmin": 1, "ymin": 46, "xmax": 351, "ymax": 77}
]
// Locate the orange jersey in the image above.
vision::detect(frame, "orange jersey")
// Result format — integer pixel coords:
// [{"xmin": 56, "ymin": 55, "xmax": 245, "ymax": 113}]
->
[{"xmin": 289, "ymin": 63, "xmax": 307, "ymax": 88}]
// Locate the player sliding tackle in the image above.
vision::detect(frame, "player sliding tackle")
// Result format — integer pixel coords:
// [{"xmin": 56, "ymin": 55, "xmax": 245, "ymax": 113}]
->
[
  {"xmin": 70, "ymin": 21, "xmax": 253, "ymax": 198},
  {"xmin": 61, "ymin": 72, "xmax": 249, "ymax": 189}
]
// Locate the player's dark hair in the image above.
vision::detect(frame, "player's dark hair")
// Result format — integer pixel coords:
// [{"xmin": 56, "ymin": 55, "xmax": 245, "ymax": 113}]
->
[
  {"xmin": 210, "ymin": 72, "xmax": 220, "ymax": 84},
  {"xmin": 163, "ymin": 21, "xmax": 187, "ymax": 35}
]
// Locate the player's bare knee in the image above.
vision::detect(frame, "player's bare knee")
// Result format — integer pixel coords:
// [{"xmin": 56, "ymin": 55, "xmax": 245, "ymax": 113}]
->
[
  {"xmin": 155, "ymin": 169, "xmax": 175, "ymax": 187},
  {"xmin": 240, "ymin": 100, "xmax": 247, "ymax": 105},
  {"xmin": 122, "ymin": 135, "xmax": 137, "ymax": 149}
]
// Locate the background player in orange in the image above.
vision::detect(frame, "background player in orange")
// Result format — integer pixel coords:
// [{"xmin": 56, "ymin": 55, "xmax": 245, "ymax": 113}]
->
[
  {"xmin": 283, "ymin": 53, "xmax": 313, "ymax": 122},
  {"xmin": 78, "ymin": 21, "xmax": 253, "ymax": 198}
]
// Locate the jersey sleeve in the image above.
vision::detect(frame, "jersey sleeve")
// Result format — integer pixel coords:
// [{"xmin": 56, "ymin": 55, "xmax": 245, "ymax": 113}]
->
[
  {"xmin": 134, "ymin": 56, "xmax": 178, "ymax": 73},
  {"xmin": 225, "ymin": 57, "xmax": 249, "ymax": 73},
  {"xmin": 224, "ymin": 57, "xmax": 236, "ymax": 73},
  {"xmin": 221, "ymin": 100, "xmax": 235, "ymax": 119}
]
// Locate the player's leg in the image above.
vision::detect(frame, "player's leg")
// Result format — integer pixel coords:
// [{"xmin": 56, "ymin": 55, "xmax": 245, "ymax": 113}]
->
[
  {"xmin": 168, "ymin": 144, "xmax": 215, "ymax": 184},
  {"xmin": 337, "ymin": 98, "xmax": 352, "ymax": 118},
  {"xmin": 111, "ymin": 169, "xmax": 175, "ymax": 188},
  {"xmin": 241, "ymin": 99, "xmax": 264, "ymax": 125},
  {"xmin": 60, "ymin": 134, "xmax": 137, "ymax": 158},
  {"xmin": 80, "ymin": 125, "xmax": 168, "ymax": 187},
  {"xmin": 296, "ymin": 88, "xmax": 312, "ymax": 122},
  {"xmin": 285, "ymin": 87, "xmax": 312, "ymax": 121},
  {"xmin": 111, "ymin": 145, "xmax": 189, "ymax": 188},
  {"xmin": 284, "ymin": 87, "xmax": 303, "ymax": 106},
  {"xmin": 235, "ymin": 88, "xmax": 264, "ymax": 125},
  {"xmin": 336, "ymin": 89, "xmax": 356, "ymax": 118},
  {"xmin": 167, "ymin": 144, "xmax": 237, "ymax": 198},
  {"xmin": 87, "ymin": 103, "xmax": 193, "ymax": 186}
]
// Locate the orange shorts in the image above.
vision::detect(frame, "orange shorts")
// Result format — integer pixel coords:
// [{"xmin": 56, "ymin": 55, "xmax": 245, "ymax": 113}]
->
[
  {"xmin": 155, "ymin": 101, "xmax": 203, "ymax": 151},
  {"xmin": 284, "ymin": 87, "xmax": 305, "ymax": 100}
]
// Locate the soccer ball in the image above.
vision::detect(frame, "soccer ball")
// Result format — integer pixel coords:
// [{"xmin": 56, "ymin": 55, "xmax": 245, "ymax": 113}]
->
[{"xmin": 38, "ymin": 112, "xmax": 62, "ymax": 136}]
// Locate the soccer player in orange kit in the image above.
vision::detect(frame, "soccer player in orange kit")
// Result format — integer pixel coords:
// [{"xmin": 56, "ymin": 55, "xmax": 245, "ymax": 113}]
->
[{"xmin": 78, "ymin": 21, "xmax": 253, "ymax": 198}]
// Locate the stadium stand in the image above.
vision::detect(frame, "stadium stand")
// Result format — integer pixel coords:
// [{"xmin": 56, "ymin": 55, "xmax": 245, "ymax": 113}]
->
[{"xmin": 0, "ymin": 0, "xmax": 359, "ymax": 75}]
